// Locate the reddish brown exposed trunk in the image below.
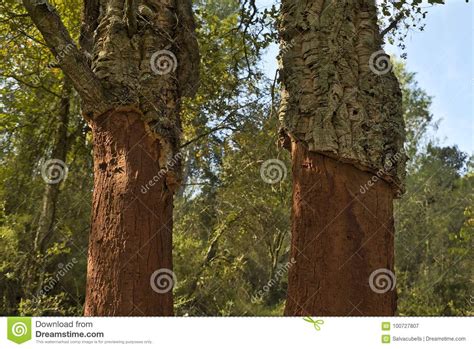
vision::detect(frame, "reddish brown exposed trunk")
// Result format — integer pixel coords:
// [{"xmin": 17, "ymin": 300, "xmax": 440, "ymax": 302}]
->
[
  {"xmin": 284, "ymin": 141, "xmax": 396, "ymax": 316},
  {"xmin": 84, "ymin": 110, "xmax": 174, "ymax": 316},
  {"xmin": 23, "ymin": 0, "xmax": 199, "ymax": 316}
]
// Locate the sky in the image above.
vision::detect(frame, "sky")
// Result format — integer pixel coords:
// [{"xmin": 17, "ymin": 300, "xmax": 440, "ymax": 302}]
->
[{"xmin": 257, "ymin": 0, "xmax": 473, "ymax": 154}]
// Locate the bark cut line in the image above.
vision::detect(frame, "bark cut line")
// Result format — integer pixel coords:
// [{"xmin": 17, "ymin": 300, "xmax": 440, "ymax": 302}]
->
[
  {"xmin": 285, "ymin": 141, "xmax": 396, "ymax": 316},
  {"xmin": 279, "ymin": 0, "xmax": 406, "ymax": 193},
  {"xmin": 279, "ymin": 0, "xmax": 403, "ymax": 316}
]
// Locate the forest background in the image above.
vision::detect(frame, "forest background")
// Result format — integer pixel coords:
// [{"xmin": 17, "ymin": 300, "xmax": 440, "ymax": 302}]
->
[{"xmin": 0, "ymin": 0, "xmax": 472, "ymax": 316}]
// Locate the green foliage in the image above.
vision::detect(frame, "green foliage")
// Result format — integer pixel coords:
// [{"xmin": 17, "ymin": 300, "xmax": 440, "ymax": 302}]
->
[
  {"xmin": 393, "ymin": 61, "xmax": 434, "ymax": 163},
  {"xmin": 378, "ymin": 0, "xmax": 470, "ymax": 56},
  {"xmin": 173, "ymin": 0, "xmax": 290, "ymax": 315},
  {"xmin": 0, "ymin": 0, "xmax": 90, "ymax": 316},
  {"xmin": 395, "ymin": 145, "xmax": 473, "ymax": 315}
]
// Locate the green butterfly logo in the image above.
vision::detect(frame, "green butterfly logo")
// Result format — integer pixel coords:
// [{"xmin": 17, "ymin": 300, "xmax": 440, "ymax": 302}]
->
[{"xmin": 303, "ymin": 317, "xmax": 324, "ymax": 331}]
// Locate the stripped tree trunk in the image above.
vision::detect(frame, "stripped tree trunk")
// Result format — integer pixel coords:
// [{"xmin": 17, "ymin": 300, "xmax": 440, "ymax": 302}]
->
[
  {"xmin": 85, "ymin": 109, "xmax": 175, "ymax": 315},
  {"xmin": 278, "ymin": 0, "xmax": 406, "ymax": 315},
  {"xmin": 22, "ymin": 0, "xmax": 199, "ymax": 315}
]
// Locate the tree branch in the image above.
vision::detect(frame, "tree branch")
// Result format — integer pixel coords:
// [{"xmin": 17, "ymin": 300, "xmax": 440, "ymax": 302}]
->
[
  {"xmin": 1, "ymin": 73, "xmax": 61, "ymax": 98},
  {"xmin": 180, "ymin": 125, "xmax": 232, "ymax": 149},
  {"xmin": 381, "ymin": 11, "xmax": 405, "ymax": 38},
  {"xmin": 21, "ymin": 0, "xmax": 108, "ymax": 118}
]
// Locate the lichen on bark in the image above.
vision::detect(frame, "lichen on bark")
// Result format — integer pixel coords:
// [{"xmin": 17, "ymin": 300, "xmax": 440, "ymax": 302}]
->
[{"xmin": 278, "ymin": 0, "xmax": 406, "ymax": 193}]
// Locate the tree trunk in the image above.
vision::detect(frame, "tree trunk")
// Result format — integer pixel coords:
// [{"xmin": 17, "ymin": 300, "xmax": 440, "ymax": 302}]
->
[
  {"xmin": 278, "ymin": 0, "xmax": 406, "ymax": 315},
  {"xmin": 21, "ymin": 0, "xmax": 199, "ymax": 315},
  {"xmin": 84, "ymin": 109, "xmax": 174, "ymax": 315},
  {"xmin": 34, "ymin": 79, "xmax": 71, "ymax": 254},
  {"xmin": 284, "ymin": 141, "xmax": 396, "ymax": 315},
  {"xmin": 26, "ymin": 78, "xmax": 71, "ymax": 298}
]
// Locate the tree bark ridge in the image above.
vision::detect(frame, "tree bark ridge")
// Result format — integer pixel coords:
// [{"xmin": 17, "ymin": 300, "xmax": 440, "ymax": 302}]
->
[{"xmin": 279, "ymin": 0, "xmax": 406, "ymax": 193}]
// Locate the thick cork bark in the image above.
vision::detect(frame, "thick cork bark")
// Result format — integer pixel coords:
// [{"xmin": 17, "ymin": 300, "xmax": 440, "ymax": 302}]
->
[
  {"xmin": 279, "ymin": 0, "xmax": 404, "ymax": 315},
  {"xmin": 284, "ymin": 141, "xmax": 396, "ymax": 316},
  {"xmin": 23, "ymin": 0, "xmax": 199, "ymax": 315},
  {"xmin": 279, "ymin": 0, "xmax": 406, "ymax": 191},
  {"xmin": 84, "ymin": 110, "xmax": 174, "ymax": 316},
  {"xmin": 79, "ymin": 0, "xmax": 198, "ymax": 315}
]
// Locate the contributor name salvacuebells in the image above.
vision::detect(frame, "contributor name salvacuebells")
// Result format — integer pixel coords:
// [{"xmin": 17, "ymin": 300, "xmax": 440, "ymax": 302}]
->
[{"xmin": 392, "ymin": 336, "xmax": 467, "ymax": 342}]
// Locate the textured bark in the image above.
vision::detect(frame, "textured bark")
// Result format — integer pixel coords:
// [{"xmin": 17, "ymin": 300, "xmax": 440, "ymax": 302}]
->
[
  {"xmin": 84, "ymin": 0, "xmax": 199, "ymax": 160},
  {"xmin": 279, "ymin": 0, "xmax": 405, "ymax": 315},
  {"xmin": 285, "ymin": 141, "xmax": 396, "ymax": 316},
  {"xmin": 81, "ymin": 0, "xmax": 198, "ymax": 316},
  {"xmin": 23, "ymin": 0, "xmax": 199, "ymax": 315},
  {"xmin": 84, "ymin": 109, "xmax": 173, "ymax": 316},
  {"xmin": 279, "ymin": 0, "xmax": 406, "ymax": 191}
]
